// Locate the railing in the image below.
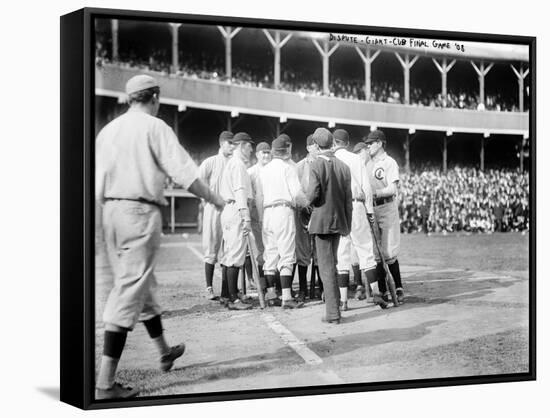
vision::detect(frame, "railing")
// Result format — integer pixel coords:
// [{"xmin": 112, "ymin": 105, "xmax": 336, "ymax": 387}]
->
[{"xmin": 96, "ymin": 64, "xmax": 528, "ymax": 136}]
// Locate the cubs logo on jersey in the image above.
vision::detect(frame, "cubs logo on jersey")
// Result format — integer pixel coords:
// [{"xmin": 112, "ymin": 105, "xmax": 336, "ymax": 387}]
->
[{"xmin": 375, "ymin": 167, "xmax": 385, "ymax": 180}]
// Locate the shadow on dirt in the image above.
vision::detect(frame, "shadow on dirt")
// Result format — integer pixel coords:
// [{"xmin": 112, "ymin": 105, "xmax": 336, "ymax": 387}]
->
[
  {"xmin": 309, "ymin": 320, "xmax": 445, "ymax": 358},
  {"xmin": 122, "ymin": 345, "xmax": 303, "ymax": 396}
]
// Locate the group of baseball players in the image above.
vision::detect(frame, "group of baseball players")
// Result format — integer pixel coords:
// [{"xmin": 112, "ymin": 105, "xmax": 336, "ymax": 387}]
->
[
  {"xmin": 94, "ymin": 74, "xmax": 405, "ymax": 399},
  {"xmin": 199, "ymin": 127, "xmax": 405, "ymax": 314}
]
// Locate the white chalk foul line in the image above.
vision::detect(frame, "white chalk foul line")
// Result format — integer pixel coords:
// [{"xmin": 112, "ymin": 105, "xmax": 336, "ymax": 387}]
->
[
  {"xmin": 185, "ymin": 241, "xmax": 344, "ymax": 384},
  {"xmin": 261, "ymin": 313, "xmax": 323, "ymax": 366}
]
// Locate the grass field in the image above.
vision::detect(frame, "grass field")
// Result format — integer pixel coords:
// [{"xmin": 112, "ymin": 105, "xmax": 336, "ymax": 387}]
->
[{"xmin": 94, "ymin": 230, "xmax": 530, "ymax": 398}]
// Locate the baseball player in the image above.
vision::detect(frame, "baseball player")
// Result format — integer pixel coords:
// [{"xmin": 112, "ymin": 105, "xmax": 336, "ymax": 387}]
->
[
  {"xmin": 364, "ymin": 129, "xmax": 405, "ymax": 303},
  {"xmin": 219, "ymin": 132, "xmax": 257, "ymax": 310},
  {"xmin": 295, "ymin": 134, "xmax": 321, "ymax": 301},
  {"xmin": 95, "ymin": 75, "xmax": 225, "ymax": 399},
  {"xmin": 257, "ymin": 135, "xmax": 308, "ymax": 309},
  {"xmin": 247, "ymin": 141, "xmax": 272, "ymax": 292},
  {"xmin": 332, "ymin": 129, "xmax": 387, "ymax": 310},
  {"xmin": 199, "ymin": 131, "xmax": 235, "ymax": 300}
]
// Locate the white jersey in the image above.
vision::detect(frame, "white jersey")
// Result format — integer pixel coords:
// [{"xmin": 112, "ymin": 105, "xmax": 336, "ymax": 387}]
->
[
  {"xmin": 96, "ymin": 108, "xmax": 199, "ymax": 206},
  {"xmin": 366, "ymin": 151, "xmax": 400, "ymax": 195},
  {"xmin": 334, "ymin": 147, "xmax": 373, "ymax": 212}
]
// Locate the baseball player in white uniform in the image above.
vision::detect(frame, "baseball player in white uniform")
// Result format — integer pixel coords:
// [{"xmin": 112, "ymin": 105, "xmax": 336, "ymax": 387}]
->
[
  {"xmin": 219, "ymin": 132, "xmax": 257, "ymax": 310},
  {"xmin": 257, "ymin": 135, "xmax": 308, "ymax": 308},
  {"xmin": 95, "ymin": 75, "xmax": 225, "ymax": 399},
  {"xmin": 247, "ymin": 141, "xmax": 272, "ymax": 291},
  {"xmin": 332, "ymin": 129, "xmax": 387, "ymax": 310},
  {"xmin": 364, "ymin": 129, "xmax": 405, "ymax": 303},
  {"xmin": 199, "ymin": 131, "xmax": 235, "ymax": 300}
]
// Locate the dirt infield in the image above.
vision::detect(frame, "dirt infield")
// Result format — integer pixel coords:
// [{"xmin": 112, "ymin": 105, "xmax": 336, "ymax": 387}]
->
[{"xmin": 94, "ymin": 231, "xmax": 529, "ymax": 396}]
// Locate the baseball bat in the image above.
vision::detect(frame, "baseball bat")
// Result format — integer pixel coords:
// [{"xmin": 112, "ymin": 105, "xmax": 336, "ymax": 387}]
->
[
  {"xmin": 367, "ymin": 215, "xmax": 400, "ymax": 307},
  {"xmin": 246, "ymin": 234, "xmax": 266, "ymax": 309}
]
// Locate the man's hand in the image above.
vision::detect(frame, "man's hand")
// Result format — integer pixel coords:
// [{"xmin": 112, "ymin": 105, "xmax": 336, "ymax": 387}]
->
[
  {"xmin": 241, "ymin": 218, "xmax": 252, "ymax": 235},
  {"xmin": 367, "ymin": 212, "xmax": 375, "ymax": 226}
]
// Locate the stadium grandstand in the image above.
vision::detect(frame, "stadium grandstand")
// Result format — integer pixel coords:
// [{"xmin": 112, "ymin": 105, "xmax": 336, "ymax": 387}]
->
[{"xmin": 94, "ymin": 18, "xmax": 531, "ymax": 233}]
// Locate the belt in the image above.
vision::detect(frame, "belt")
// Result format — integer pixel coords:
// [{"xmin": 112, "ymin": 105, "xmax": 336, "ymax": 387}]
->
[
  {"xmin": 352, "ymin": 198, "xmax": 365, "ymax": 203},
  {"xmin": 104, "ymin": 197, "xmax": 159, "ymax": 207},
  {"xmin": 264, "ymin": 201, "xmax": 292, "ymax": 209},
  {"xmin": 373, "ymin": 196, "xmax": 394, "ymax": 207}
]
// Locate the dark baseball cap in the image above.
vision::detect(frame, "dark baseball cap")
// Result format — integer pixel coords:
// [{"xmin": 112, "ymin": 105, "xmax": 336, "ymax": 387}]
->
[
  {"xmin": 218, "ymin": 131, "xmax": 234, "ymax": 144},
  {"xmin": 278, "ymin": 133, "xmax": 292, "ymax": 143},
  {"xmin": 233, "ymin": 132, "xmax": 254, "ymax": 144},
  {"xmin": 272, "ymin": 135, "xmax": 291, "ymax": 151},
  {"xmin": 312, "ymin": 128, "xmax": 333, "ymax": 148},
  {"xmin": 365, "ymin": 129, "xmax": 386, "ymax": 144},
  {"xmin": 256, "ymin": 141, "xmax": 271, "ymax": 152},
  {"xmin": 333, "ymin": 129, "xmax": 350, "ymax": 144}
]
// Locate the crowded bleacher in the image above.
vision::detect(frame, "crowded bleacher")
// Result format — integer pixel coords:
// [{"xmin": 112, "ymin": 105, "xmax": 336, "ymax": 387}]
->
[
  {"xmin": 398, "ymin": 166, "xmax": 529, "ymax": 234},
  {"xmin": 95, "ymin": 40, "xmax": 526, "ymax": 112}
]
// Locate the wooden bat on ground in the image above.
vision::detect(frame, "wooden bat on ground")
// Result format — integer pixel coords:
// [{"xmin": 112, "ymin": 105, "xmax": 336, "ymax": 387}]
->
[
  {"xmin": 367, "ymin": 215, "xmax": 400, "ymax": 307},
  {"xmin": 246, "ymin": 234, "xmax": 266, "ymax": 309}
]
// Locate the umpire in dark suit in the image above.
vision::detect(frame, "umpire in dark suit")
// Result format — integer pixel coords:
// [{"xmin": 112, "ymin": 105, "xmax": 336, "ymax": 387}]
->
[{"xmin": 306, "ymin": 128, "xmax": 352, "ymax": 324}]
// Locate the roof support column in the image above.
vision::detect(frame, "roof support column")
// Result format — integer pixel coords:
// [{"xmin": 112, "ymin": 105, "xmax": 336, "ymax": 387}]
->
[
  {"xmin": 432, "ymin": 58, "xmax": 456, "ymax": 107},
  {"xmin": 170, "ymin": 23, "xmax": 181, "ymax": 74},
  {"xmin": 355, "ymin": 46, "xmax": 380, "ymax": 101},
  {"xmin": 395, "ymin": 53, "xmax": 419, "ymax": 104},
  {"xmin": 111, "ymin": 19, "xmax": 119, "ymax": 62},
  {"xmin": 217, "ymin": 26, "xmax": 242, "ymax": 80},
  {"xmin": 263, "ymin": 30, "xmax": 292, "ymax": 89},
  {"xmin": 480, "ymin": 134, "xmax": 489, "ymax": 171},
  {"xmin": 511, "ymin": 64, "xmax": 529, "ymax": 112},
  {"xmin": 312, "ymin": 38, "xmax": 339, "ymax": 95},
  {"xmin": 471, "ymin": 61, "xmax": 494, "ymax": 108}
]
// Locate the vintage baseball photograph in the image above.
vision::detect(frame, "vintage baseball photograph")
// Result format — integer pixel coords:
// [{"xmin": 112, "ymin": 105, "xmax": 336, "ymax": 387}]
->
[{"xmin": 93, "ymin": 16, "xmax": 531, "ymax": 401}]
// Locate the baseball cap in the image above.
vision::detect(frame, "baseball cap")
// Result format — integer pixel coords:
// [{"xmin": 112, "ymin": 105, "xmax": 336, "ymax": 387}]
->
[
  {"xmin": 272, "ymin": 136, "xmax": 291, "ymax": 151},
  {"xmin": 353, "ymin": 142, "xmax": 368, "ymax": 153},
  {"xmin": 233, "ymin": 132, "xmax": 254, "ymax": 144},
  {"xmin": 256, "ymin": 141, "xmax": 271, "ymax": 152},
  {"xmin": 306, "ymin": 134, "xmax": 315, "ymax": 147},
  {"xmin": 365, "ymin": 129, "xmax": 386, "ymax": 144},
  {"xmin": 333, "ymin": 129, "xmax": 350, "ymax": 144},
  {"xmin": 125, "ymin": 74, "xmax": 159, "ymax": 95},
  {"xmin": 218, "ymin": 131, "xmax": 234, "ymax": 144},
  {"xmin": 312, "ymin": 128, "xmax": 333, "ymax": 148},
  {"xmin": 278, "ymin": 133, "xmax": 292, "ymax": 143}
]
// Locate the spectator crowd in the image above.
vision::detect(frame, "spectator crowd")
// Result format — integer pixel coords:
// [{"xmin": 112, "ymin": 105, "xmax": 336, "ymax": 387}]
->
[
  {"xmin": 398, "ymin": 166, "xmax": 529, "ymax": 234},
  {"xmin": 95, "ymin": 41, "xmax": 525, "ymax": 112}
]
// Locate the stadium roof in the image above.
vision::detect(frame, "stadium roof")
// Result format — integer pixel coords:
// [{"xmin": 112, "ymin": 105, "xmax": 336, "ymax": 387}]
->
[{"xmin": 292, "ymin": 31, "xmax": 529, "ymax": 63}]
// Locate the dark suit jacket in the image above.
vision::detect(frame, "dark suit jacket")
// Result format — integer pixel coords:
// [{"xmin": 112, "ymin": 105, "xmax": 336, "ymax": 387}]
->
[{"xmin": 306, "ymin": 151, "xmax": 352, "ymax": 235}]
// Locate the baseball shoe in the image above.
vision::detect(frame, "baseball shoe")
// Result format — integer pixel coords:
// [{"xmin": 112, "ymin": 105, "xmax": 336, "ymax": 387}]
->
[
  {"xmin": 268, "ymin": 298, "xmax": 282, "ymax": 307},
  {"xmin": 355, "ymin": 285, "xmax": 366, "ymax": 300},
  {"xmin": 95, "ymin": 382, "xmax": 139, "ymax": 400},
  {"xmin": 396, "ymin": 288, "xmax": 405, "ymax": 303},
  {"xmin": 296, "ymin": 291, "xmax": 306, "ymax": 303},
  {"xmin": 373, "ymin": 293, "xmax": 389, "ymax": 309},
  {"xmin": 321, "ymin": 316, "xmax": 341, "ymax": 324},
  {"xmin": 340, "ymin": 301, "xmax": 349, "ymax": 311},
  {"xmin": 227, "ymin": 299, "xmax": 253, "ymax": 311},
  {"xmin": 160, "ymin": 343, "xmax": 186, "ymax": 372},
  {"xmin": 205, "ymin": 287, "xmax": 217, "ymax": 300},
  {"xmin": 381, "ymin": 292, "xmax": 390, "ymax": 303},
  {"xmin": 219, "ymin": 296, "xmax": 230, "ymax": 306},
  {"xmin": 265, "ymin": 289, "xmax": 278, "ymax": 301},
  {"xmin": 282, "ymin": 299, "xmax": 304, "ymax": 309},
  {"xmin": 237, "ymin": 292, "xmax": 253, "ymax": 304}
]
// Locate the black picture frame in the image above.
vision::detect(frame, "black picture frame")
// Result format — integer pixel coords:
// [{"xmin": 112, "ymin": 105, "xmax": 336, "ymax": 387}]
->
[{"xmin": 60, "ymin": 7, "xmax": 536, "ymax": 410}]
